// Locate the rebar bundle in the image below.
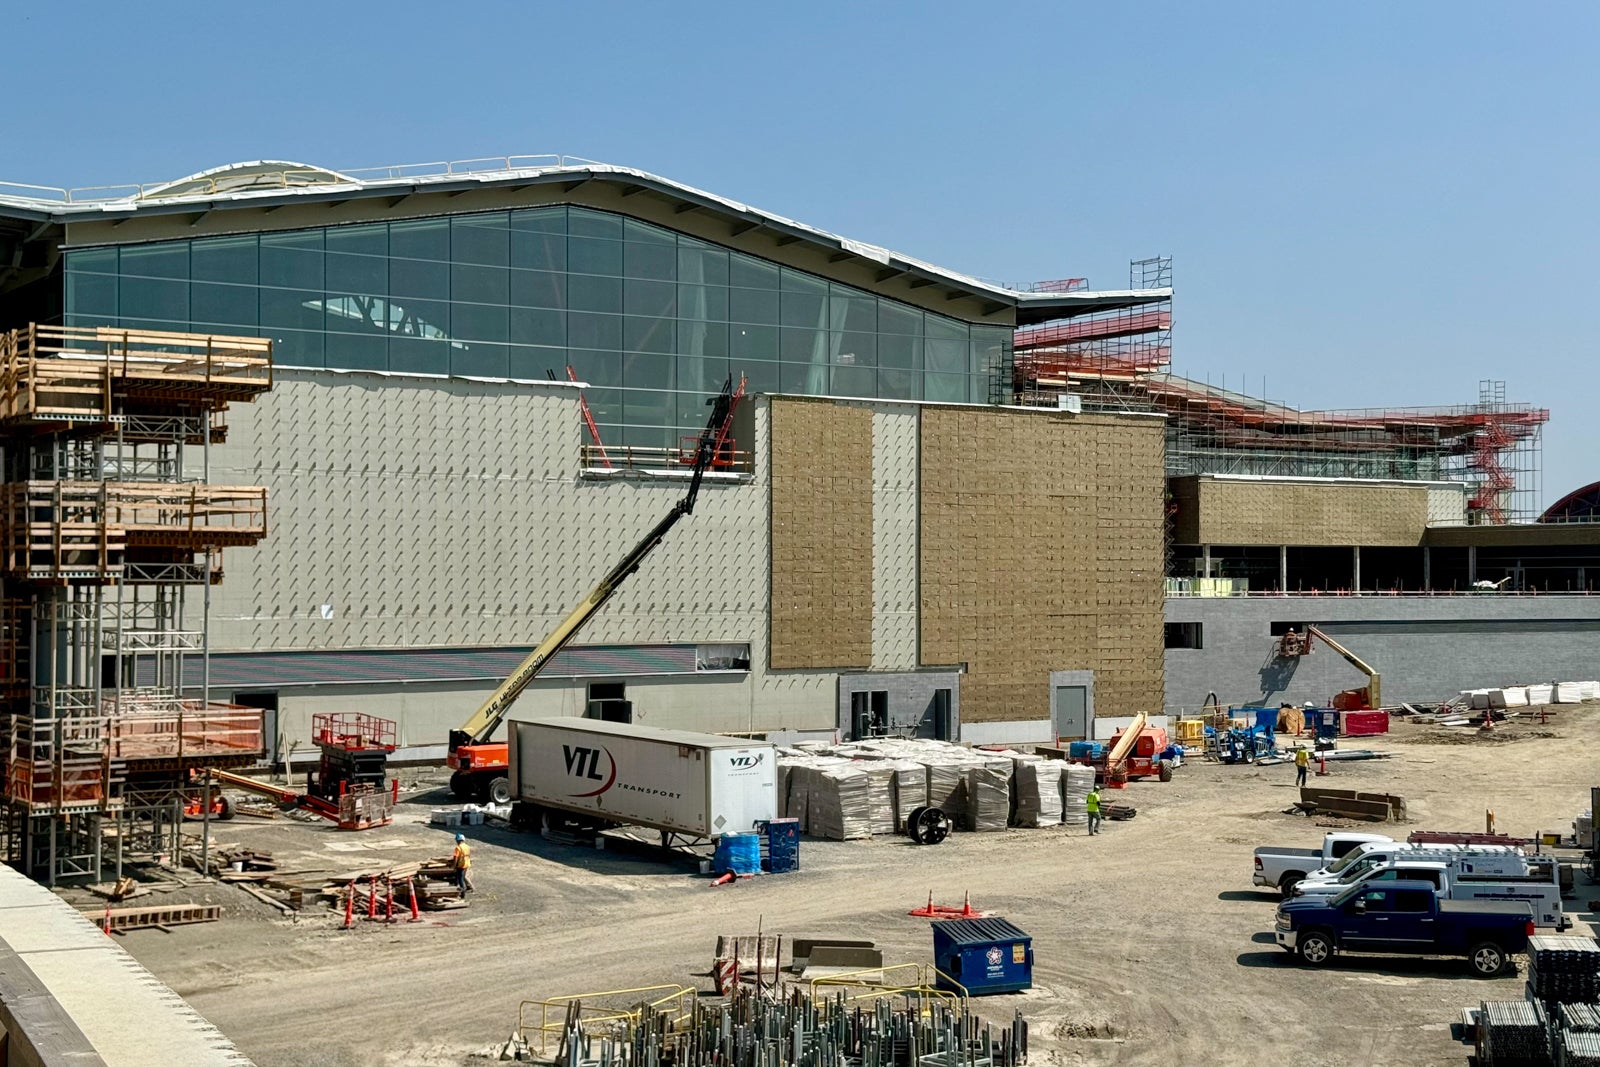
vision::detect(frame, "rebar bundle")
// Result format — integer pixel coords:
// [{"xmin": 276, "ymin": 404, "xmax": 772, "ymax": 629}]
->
[
  {"xmin": 1478, "ymin": 1000, "xmax": 1549, "ymax": 1067},
  {"xmin": 552, "ymin": 989, "xmax": 1026, "ymax": 1067}
]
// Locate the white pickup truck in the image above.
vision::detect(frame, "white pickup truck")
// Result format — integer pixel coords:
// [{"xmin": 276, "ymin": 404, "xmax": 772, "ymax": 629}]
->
[
  {"xmin": 1293, "ymin": 857, "xmax": 1567, "ymax": 928},
  {"xmin": 1253, "ymin": 832, "xmax": 1393, "ymax": 896},
  {"xmin": 1297, "ymin": 844, "xmax": 1527, "ymax": 892}
]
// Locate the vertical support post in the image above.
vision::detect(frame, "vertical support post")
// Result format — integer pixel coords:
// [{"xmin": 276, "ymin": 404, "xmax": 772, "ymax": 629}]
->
[
  {"xmin": 47, "ymin": 814, "xmax": 56, "ymax": 888},
  {"xmin": 199, "ymin": 771, "xmax": 211, "ymax": 878},
  {"xmin": 1468, "ymin": 545, "xmax": 1478, "ymax": 586},
  {"xmin": 1278, "ymin": 545, "xmax": 1288, "ymax": 593},
  {"xmin": 1201, "ymin": 544, "xmax": 1211, "ymax": 580},
  {"xmin": 1352, "ymin": 546, "xmax": 1361, "ymax": 595},
  {"xmin": 1422, "ymin": 546, "xmax": 1431, "ymax": 591}
]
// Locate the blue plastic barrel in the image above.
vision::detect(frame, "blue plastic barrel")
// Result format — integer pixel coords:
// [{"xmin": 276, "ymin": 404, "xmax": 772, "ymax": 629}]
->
[{"xmin": 714, "ymin": 832, "xmax": 761, "ymax": 875}]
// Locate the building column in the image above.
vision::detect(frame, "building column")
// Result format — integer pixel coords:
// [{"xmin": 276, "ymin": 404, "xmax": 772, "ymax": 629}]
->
[
  {"xmin": 1279, "ymin": 545, "xmax": 1289, "ymax": 592},
  {"xmin": 1468, "ymin": 545, "xmax": 1477, "ymax": 586},
  {"xmin": 1352, "ymin": 545, "xmax": 1361, "ymax": 595},
  {"xmin": 1422, "ymin": 546, "xmax": 1431, "ymax": 591},
  {"xmin": 1201, "ymin": 544, "xmax": 1211, "ymax": 579}
]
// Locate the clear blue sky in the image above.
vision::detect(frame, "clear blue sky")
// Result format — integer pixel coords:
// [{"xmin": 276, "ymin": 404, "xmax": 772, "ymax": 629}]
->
[{"xmin": 7, "ymin": 3, "xmax": 1594, "ymax": 503}]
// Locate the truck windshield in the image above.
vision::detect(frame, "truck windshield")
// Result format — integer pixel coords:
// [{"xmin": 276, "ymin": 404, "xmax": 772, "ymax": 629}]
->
[
  {"xmin": 1326, "ymin": 844, "xmax": 1378, "ymax": 874},
  {"xmin": 1336, "ymin": 856, "xmax": 1383, "ymax": 883}
]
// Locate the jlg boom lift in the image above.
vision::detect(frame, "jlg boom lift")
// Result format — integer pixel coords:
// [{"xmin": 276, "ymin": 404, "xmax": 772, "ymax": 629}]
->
[{"xmin": 446, "ymin": 377, "xmax": 740, "ymax": 803}]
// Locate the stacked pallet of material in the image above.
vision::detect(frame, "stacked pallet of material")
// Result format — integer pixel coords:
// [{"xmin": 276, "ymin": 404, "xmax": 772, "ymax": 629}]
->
[
  {"xmin": 1555, "ymin": 682, "xmax": 1585, "ymax": 704},
  {"xmin": 965, "ymin": 765, "xmax": 1010, "ymax": 831},
  {"xmin": 1479, "ymin": 1001, "xmax": 1550, "ymax": 1067},
  {"xmin": 1559, "ymin": 1005, "xmax": 1600, "ymax": 1067},
  {"xmin": 859, "ymin": 761, "xmax": 901, "ymax": 836},
  {"xmin": 1527, "ymin": 684, "xmax": 1554, "ymax": 705},
  {"xmin": 1582, "ymin": 681, "xmax": 1600, "ymax": 701},
  {"xmin": 1527, "ymin": 935, "xmax": 1600, "ymax": 1003},
  {"xmin": 1465, "ymin": 689, "xmax": 1491, "ymax": 709},
  {"xmin": 1501, "ymin": 686, "xmax": 1530, "ymax": 708},
  {"xmin": 1062, "ymin": 764, "xmax": 1095, "ymax": 827},
  {"xmin": 1013, "ymin": 759, "xmax": 1064, "ymax": 828},
  {"xmin": 786, "ymin": 762, "xmax": 872, "ymax": 841},
  {"xmin": 887, "ymin": 760, "xmax": 927, "ymax": 833}
]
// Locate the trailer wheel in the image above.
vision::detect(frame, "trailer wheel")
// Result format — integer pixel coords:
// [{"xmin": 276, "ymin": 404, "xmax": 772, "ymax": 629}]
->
[
  {"xmin": 1469, "ymin": 941, "xmax": 1508, "ymax": 977},
  {"xmin": 487, "ymin": 777, "xmax": 512, "ymax": 806},
  {"xmin": 449, "ymin": 772, "xmax": 472, "ymax": 801},
  {"xmin": 1157, "ymin": 760, "xmax": 1173, "ymax": 783},
  {"xmin": 215, "ymin": 794, "xmax": 234, "ymax": 821},
  {"xmin": 1297, "ymin": 930, "xmax": 1334, "ymax": 966},
  {"xmin": 907, "ymin": 806, "xmax": 952, "ymax": 845}
]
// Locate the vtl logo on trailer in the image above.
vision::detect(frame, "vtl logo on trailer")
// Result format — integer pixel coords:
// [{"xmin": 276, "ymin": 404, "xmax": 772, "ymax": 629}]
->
[
  {"xmin": 728, "ymin": 753, "xmax": 765, "ymax": 770},
  {"xmin": 562, "ymin": 745, "xmax": 616, "ymax": 797}
]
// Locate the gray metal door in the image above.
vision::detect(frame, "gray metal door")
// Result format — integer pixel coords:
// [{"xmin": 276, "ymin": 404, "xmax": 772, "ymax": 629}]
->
[{"xmin": 1055, "ymin": 686, "xmax": 1088, "ymax": 741}]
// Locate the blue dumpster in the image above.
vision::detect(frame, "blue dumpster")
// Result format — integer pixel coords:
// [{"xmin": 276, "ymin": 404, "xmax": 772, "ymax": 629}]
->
[
  {"xmin": 931, "ymin": 917, "xmax": 1033, "ymax": 995},
  {"xmin": 1311, "ymin": 708, "xmax": 1340, "ymax": 740}
]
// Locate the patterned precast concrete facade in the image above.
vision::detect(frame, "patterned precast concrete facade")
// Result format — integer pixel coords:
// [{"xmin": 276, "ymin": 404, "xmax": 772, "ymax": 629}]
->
[
  {"xmin": 1170, "ymin": 475, "xmax": 1431, "ymax": 547},
  {"xmin": 202, "ymin": 370, "xmax": 833, "ymax": 748},
  {"xmin": 1164, "ymin": 594, "xmax": 1600, "ymax": 713}
]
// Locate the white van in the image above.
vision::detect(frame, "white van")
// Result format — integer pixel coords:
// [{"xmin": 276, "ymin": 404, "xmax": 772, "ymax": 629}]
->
[{"xmin": 1296, "ymin": 845, "xmax": 1529, "ymax": 895}]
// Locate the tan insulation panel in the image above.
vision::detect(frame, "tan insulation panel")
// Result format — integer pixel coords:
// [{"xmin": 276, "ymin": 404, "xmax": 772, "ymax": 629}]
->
[
  {"xmin": 769, "ymin": 398, "xmax": 874, "ymax": 669},
  {"xmin": 1170, "ymin": 476, "xmax": 1429, "ymax": 546},
  {"xmin": 920, "ymin": 408, "xmax": 1165, "ymax": 724}
]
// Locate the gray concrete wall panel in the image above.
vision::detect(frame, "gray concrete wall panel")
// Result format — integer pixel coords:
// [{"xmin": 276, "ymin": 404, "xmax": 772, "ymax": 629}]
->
[{"xmin": 1164, "ymin": 595, "xmax": 1600, "ymax": 713}]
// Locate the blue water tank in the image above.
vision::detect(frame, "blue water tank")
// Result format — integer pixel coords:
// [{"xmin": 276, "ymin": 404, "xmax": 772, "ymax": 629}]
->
[
  {"xmin": 713, "ymin": 833, "xmax": 761, "ymax": 875},
  {"xmin": 931, "ymin": 917, "xmax": 1033, "ymax": 995},
  {"xmin": 1068, "ymin": 741, "xmax": 1105, "ymax": 760}
]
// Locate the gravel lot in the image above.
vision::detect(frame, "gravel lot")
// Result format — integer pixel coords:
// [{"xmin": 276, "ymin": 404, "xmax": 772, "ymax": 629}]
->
[{"xmin": 103, "ymin": 708, "xmax": 1599, "ymax": 1067}]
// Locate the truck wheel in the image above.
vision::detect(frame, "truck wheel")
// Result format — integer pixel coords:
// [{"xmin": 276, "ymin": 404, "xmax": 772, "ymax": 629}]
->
[
  {"xmin": 487, "ymin": 777, "xmax": 512, "ymax": 805},
  {"xmin": 449, "ymin": 772, "xmax": 471, "ymax": 800},
  {"xmin": 1157, "ymin": 760, "xmax": 1173, "ymax": 783},
  {"xmin": 1469, "ymin": 941, "xmax": 1508, "ymax": 977},
  {"xmin": 1297, "ymin": 931, "xmax": 1334, "ymax": 966},
  {"xmin": 1279, "ymin": 872, "xmax": 1304, "ymax": 897},
  {"xmin": 216, "ymin": 795, "xmax": 234, "ymax": 821}
]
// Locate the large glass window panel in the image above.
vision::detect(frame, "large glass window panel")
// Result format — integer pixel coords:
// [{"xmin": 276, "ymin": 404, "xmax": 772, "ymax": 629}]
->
[
  {"xmin": 677, "ymin": 284, "xmax": 728, "ymax": 323},
  {"xmin": 678, "ymin": 319, "xmax": 729, "ymax": 359},
  {"xmin": 568, "ymin": 236, "xmax": 623, "ymax": 277},
  {"xmin": 829, "ymin": 286, "xmax": 876, "ymax": 334},
  {"xmin": 324, "ymin": 327, "xmax": 387, "ymax": 372},
  {"xmin": 731, "ymin": 323, "xmax": 777, "ymax": 364},
  {"xmin": 969, "ymin": 324, "xmax": 1010, "ymax": 379},
  {"xmin": 325, "ymin": 225, "xmax": 387, "ymax": 305},
  {"xmin": 568, "ymin": 311, "xmax": 622, "ymax": 351},
  {"xmin": 452, "ymin": 300, "xmax": 509, "ymax": 345},
  {"xmin": 624, "ymin": 350, "xmax": 673, "ymax": 394},
  {"xmin": 924, "ymin": 373, "xmax": 967, "ymax": 403},
  {"xmin": 452, "ymin": 263, "xmax": 508, "ymax": 309},
  {"xmin": 878, "ymin": 367, "xmax": 921, "ymax": 401},
  {"xmin": 118, "ymin": 244, "xmax": 189, "ymax": 330},
  {"xmin": 388, "ymin": 296, "xmax": 454, "ymax": 375},
  {"xmin": 925, "ymin": 313, "xmax": 969, "ymax": 374},
  {"xmin": 568, "ymin": 209, "xmax": 623, "ymax": 239},
  {"xmin": 879, "ymin": 332, "xmax": 921, "ymax": 372},
  {"xmin": 623, "ymin": 232, "xmax": 676, "ymax": 280},
  {"xmin": 678, "ymin": 239, "xmax": 729, "ymax": 286},
  {"xmin": 967, "ymin": 374, "xmax": 991, "ymax": 404},
  {"xmin": 452, "ymin": 339, "xmax": 508, "ymax": 379},
  {"xmin": 729, "ymin": 286, "xmax": 779, "ymax": 325},
  {"xmin": 192, "ymin": 235, "xmax": 259, "ymax": 285},
  {"xmin": 568, "ymin": 350, "xmax": 623, "ymax": 433},
  {"xmin": 260, "ymin": 231, "xmax": 324, "ymax": 366},
  {"xmin": 510, "ymin": 268, "xmax": 564, "ymax": 310},
  {"xmin": 624, "ymin": 316, "xmax": 674, "ymax": 355},
  {"xmin": 877, "ymin": 300, "xmax": 923, "ymax": 336},
  {"xmin": 451, "ymin": 213, "xmax": 509, "ymax": 266},
  {"xmin": 831, "ymin": 330, "xmax": 876, "ymax": 369},
  {"xmin": 624, "ymin": 278, "xmax": 675, "ymax": 319},
  {"xmin": 65, "ymin": 249, "xmax": 118, "ymax": 323},
  {"xmin": 191, "ymin": 281, "xmax": 257, "ymax": 332},
  {"xmin": 831, "ymin": 365, "xmax": 876, "ymax": 399},
  {"xmin": 677, "ymin": 353, "xmax": 732, "ymax": 399},
  {"xmin": 781, "ymin": 358, "xmax": 827, "ymax": 394},
  {"xmin": 510, "ymin": 307, "xmax": 565, "ymax": 348},
  {"xmin": 389, "ymin": 219, "xmax": 449, "ymax": 300},
  {"xmin": 507, "ymin": 342, "xmax": 565, "ymax": 380},
  {"xmin": 780, "ymin": 325, "xmax": 828, "ymax": 369},
  {"xmin": 743, "ymin": 359, "xmax": 780, "ymax": 396},
  {"xmin": 568, "ymin": 274, "xmax": 621, "ymax": 314},
  {"xmin": 779, "ymin": 269, "xmax": 827, "ymax": 328},
  {"xmin": 511, "ymin": 206, "xmax": 566, "ymax": 234},
  {"xmin": 729, "ymin": 253, "xmax": 777, "ymax": 291}
]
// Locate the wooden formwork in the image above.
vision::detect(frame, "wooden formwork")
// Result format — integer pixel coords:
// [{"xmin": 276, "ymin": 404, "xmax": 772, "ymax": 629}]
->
[{"xmin": 0, "ymin": 324, "xmax": 272, "ymax": 425}]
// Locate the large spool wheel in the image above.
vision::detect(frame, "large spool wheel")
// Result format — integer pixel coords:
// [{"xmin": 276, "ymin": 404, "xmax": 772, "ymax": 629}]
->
[{"xmin": 906, "ymin": 805, "xmax": 952, "ymax": 845}]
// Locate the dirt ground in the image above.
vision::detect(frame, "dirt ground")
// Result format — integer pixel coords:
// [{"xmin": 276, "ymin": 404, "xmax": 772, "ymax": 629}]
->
[{"xmin": 94, "ymin": 707, "xmax": 1600, "ymax": 1067}]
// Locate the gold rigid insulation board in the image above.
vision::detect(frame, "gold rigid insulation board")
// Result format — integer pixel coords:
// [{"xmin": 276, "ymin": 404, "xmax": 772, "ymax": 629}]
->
[
  {"xmin": 769, "ymin": 398, "xmax": 874, "ymax": 669},
  {"xmin": 920, "ymin": 408, "xmax": 1165, "ymax": 724},
  {"xmin": 1169, "ymin": 476, "xmax": 1428, "ymax": 546}
]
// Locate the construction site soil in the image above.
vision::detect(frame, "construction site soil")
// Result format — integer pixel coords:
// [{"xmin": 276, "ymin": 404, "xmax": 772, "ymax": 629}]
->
[{"xmin": 102, "ymin": 708, "xmax": 1599, "ymax": 1067}]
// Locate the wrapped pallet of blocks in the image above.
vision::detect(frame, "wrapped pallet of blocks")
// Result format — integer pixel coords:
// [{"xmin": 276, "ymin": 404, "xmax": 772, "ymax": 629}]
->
[
  {"xmin": 859, "ymin": 762, "xmax": 900, "ymax": 836},
  {"xmin": 965, "ymin": 766, "xmax": 1010, "ymax": 831},
  {"xmin": 1526, "ymin": 683, "xmax": 1554, "ymax": 706},
  {"xmin": 786, "ymin": 763, "xmax": 872, "ymax": 840},
  {"xmin": 1013, "ymin": 759, "xmax": 1064, "ymax": 827},
  {"xmin": 889, "ymin": 761, "xmax": 927, "ymax": 833},
  {"xmin": 1062, "ymin": 764, "xmax": 1095, "ymax": 827}
]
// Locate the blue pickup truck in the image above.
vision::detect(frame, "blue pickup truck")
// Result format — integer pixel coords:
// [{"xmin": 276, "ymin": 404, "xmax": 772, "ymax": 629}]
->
[{"xmin": 1275, "ymin": 879, "xmax": 1535, "ymax": 976}]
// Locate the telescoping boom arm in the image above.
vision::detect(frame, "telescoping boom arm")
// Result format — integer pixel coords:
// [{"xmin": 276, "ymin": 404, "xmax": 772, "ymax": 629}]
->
[
  {"xmin": 449, "ymin": 377, "xmax": 738, "ymax": 751},
  {"xmin": 1305, "ymin": 625, "xmax": 1382, "ymax": 709}
]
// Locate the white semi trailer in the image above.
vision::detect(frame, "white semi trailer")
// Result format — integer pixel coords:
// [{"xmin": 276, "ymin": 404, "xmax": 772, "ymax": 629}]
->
[{"xmin": 507, "ymin": 717, "xmax": 776, "ymax": 840}]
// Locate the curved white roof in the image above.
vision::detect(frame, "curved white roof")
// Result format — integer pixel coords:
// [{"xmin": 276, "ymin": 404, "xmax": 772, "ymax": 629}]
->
[{"xmin": 138, "ymin": 159, "xmax": 356, "ymax": 200}]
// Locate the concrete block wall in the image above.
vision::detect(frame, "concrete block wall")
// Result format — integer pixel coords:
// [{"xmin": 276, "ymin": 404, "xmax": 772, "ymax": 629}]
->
[
  {"xmin": 1170, "ymin": 476, "xmax": 1430, "ymax": 547},
  {"xmin": 1164, "ymin": 594, "xmax": 1600, "ymax": 712},
  {"xmin": 835, "ymin": 670, "xmax": 960, "ymax": 738}
]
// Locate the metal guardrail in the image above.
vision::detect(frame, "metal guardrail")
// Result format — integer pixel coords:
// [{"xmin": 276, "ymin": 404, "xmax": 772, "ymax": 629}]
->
[{"xmin": 516, "ymin": 983, "xmax": 695, "ymax": 1053}]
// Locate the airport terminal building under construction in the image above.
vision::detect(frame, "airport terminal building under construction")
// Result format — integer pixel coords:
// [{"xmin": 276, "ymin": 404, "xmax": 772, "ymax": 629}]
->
[{"xmin": 0, "ymin": 156, "xmax": 1597, "ymax": 881}]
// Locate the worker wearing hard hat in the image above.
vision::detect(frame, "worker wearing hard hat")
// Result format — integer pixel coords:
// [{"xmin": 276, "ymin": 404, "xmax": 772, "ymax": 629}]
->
[
  {"xmin": 452, "ymin": 833, "xmax": 473, "ymax": 895},
  {"xmin": 1086, "ymin": 785, "xmax": 1102, "ymax": 836},
  {"xmin": 1295, "ymin": 746, "xmax": 1310, "ymax": 788}
]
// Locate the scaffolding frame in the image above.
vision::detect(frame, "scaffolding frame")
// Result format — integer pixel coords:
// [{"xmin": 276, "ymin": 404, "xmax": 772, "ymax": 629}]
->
[{"xmin": 0, "ymin": 324, "xmax": 273, "ymax": 884}]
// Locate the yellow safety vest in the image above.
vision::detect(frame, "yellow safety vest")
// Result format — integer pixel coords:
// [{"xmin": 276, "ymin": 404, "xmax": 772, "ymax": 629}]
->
[{"xmin": 454, "ymin": 844, "xmax": 471, "ymax": 870}]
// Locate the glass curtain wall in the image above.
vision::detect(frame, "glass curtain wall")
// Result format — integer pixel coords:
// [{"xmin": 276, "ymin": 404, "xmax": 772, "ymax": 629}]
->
[{"xmin": 65, "ymin": 206, "xmax": 1012, "ymax": 447}]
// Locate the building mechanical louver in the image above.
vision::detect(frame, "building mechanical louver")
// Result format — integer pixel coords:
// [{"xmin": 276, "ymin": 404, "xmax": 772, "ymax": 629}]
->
[{"xmin": 0, "ymin": 324, "xmax": 272, "ymax": 884}]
